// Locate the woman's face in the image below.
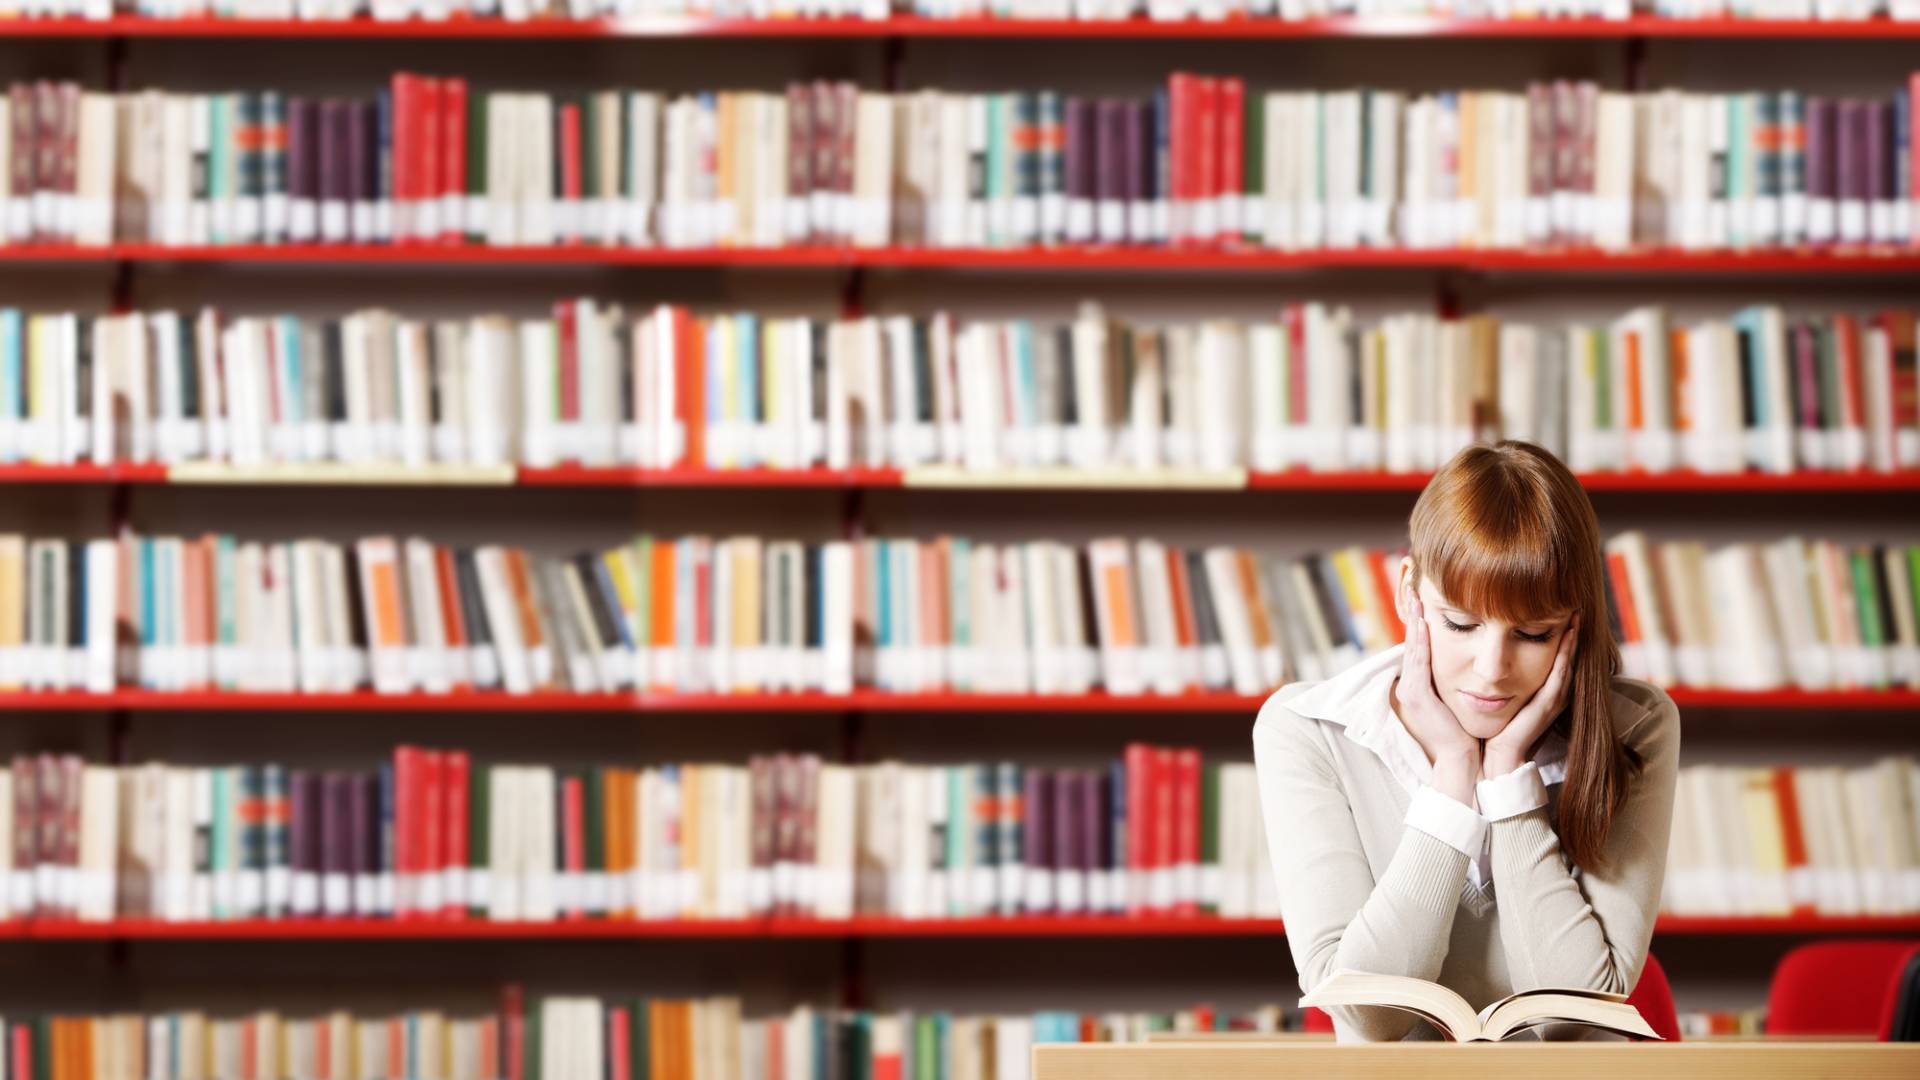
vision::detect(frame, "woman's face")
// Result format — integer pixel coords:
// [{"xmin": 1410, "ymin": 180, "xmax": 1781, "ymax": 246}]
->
[{"xmin": 1398, "ymin": 558, "xmax": 1577, "ymax": 741}]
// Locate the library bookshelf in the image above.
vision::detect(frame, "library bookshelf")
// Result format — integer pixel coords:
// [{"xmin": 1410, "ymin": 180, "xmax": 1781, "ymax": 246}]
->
[
  {"xmin": 5, "ymin": 913, "xmax": 1917, "ymax": 941},
  {"xmin": 0, "ymin": 13, "xmax": 1915, "ymax": 1042}
]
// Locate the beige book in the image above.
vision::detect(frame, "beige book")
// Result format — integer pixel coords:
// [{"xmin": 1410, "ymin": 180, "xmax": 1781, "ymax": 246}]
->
[{"xmin": 1301, "ymin": 970, "xmax": 1659, "ymax": 1042}]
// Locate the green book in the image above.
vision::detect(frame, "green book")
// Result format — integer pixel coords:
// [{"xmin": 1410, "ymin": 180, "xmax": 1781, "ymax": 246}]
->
[
  {"xmin": 584, "ymin": 767, "xmax": 606, "ymax": 911},
  {"xmin": 1908, "ymin": 548, "xmax": 1920, "ymax": 640},
  {"xmin": 849, "ymin": 1014, "xmax": 873, "ymax": 1080},
  {"xmin": 1816, "ymin": 324, "xmax": 1841, "ymax": 445},
  {"xmin": 1592, "ymin": 329, "xmax": 1613, "ymax": 436},
  {"xmin": 469, "ymin": 762, "xmax": 490, "ymax": 917},
  {"xmin": 33, "ymin": 1015, "xmax": 50, "ymax": 1080},
  {"xmin": 582, "ymin": 95, "xmax": 601, "ymax": 208},
  {"xmin": 631, "ymin": 998, "xmax": 650, "ymax": 1080},
  {"xmin": 1850, "ymin": 548, "xmax": 1884, "ymax": 654},
  {"xmin": 525, "ymin": 1000, "xmax": 542, "ymax": 1080}
]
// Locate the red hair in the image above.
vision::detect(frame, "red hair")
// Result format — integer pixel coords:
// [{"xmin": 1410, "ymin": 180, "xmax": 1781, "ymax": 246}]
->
[{"xmin": 1406, "ymin": 440, "xmax": 1642, "ymax": 871}]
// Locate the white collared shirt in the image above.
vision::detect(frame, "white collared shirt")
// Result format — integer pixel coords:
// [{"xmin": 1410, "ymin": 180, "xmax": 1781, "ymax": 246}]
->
[{"xmin": 1279, "ymin": 643, "xmax": 1567, "ymax": 890}]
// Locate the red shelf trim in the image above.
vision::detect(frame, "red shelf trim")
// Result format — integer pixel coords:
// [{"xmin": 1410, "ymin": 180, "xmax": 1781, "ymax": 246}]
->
[
  {"xmin": 1, "ymin": 463, "xmax": 1916, "ymax": 493},
  {"xmin": 11, "ymin": 243, "xmax": 1920, "ymax": 272},
  {"xmin": 9, "ymin": 15, "xmax": 1920, "ymax": 39},
  {"xmin": 0, "ymin": 687, "xmax": 1912, "ymax": 712},
  {"xmin": 5, "ymin": 914, "xmax": 1915, "ymax": 940}
]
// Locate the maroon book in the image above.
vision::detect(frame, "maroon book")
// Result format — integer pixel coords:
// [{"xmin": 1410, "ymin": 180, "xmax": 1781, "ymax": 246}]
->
[{"xmin": 1024, "ymin": 767, "xmax": 1052, "ymax": 897}]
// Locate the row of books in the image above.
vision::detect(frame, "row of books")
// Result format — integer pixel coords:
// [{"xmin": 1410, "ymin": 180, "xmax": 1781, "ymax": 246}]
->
[
  {"xmin": 1677, "ymin": 1008, "xmax": 1769, "ymax": 1039},
  {"xmin": 1662, "ymin": 757, "xmax": 1920, "ymax": 917},
  {"xmin": 3, "ymin": 528, "xmax": 1917, "ymax": 697},
  {"xmin": 1603, "ymin": 532, "xmax": 1920, "ymax": 693},
  {"xmin": 5, "ymin": 299, "xmax": 1918, "ymax": 477},
  {"xmin": 0, "ymin": 995, "xmax": 1291, "ymax": 1080},
  {"xmin": 6, "ymin": 0, "xmax": 1918, "ymax": 24},
  {"xmin": 0, "ymin": 743, "xmax": 1278, "ymax": 923},
  {"xmin": 13, "ymin": 74, "xmax": 1920, "ymax": 251}
]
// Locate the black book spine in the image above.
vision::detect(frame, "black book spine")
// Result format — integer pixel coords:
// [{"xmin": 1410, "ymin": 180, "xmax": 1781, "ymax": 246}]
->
[{"xmin": 323, "ymin": 319, "xmax": 347, "ymax": 423}]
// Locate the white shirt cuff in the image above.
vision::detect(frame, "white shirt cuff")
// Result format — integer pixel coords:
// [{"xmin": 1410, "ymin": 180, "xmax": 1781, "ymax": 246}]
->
[
  {"xmin": 1406, "ymin": 785, "xmax": 1487, "ymax": 858},
  {"xmin": 1477, "ymin": 761, "xmax": 1550, "ymax": 821}
]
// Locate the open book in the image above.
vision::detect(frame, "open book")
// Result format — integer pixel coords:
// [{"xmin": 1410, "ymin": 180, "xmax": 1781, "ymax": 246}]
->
[{"xmin": 1300, "ymin": 970, "xmax": 1662, "ymax": 1042}]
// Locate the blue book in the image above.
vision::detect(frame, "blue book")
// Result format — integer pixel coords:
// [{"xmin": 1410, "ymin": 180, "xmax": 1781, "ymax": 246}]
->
[
  {"xmin": 876, "ymin": 539, "xmax": 892, "ymax": 682},
  {"xmin": 0, "ymin": 309, "xmax": 20, "ymax": 462}
]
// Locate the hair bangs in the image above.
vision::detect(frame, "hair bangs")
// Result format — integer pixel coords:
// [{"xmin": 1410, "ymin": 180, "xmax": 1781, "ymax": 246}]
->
[{"xmin": 1423, "ymin": 517, "xmax": 1577, "ymax": 627}]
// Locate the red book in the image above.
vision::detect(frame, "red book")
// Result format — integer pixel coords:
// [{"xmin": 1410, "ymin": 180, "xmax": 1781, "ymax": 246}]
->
[
  {"xmin": 1167, "ymin": 73, "xmax": 1195, "ymax": 245},
  {"xmin": 393, "ymin": 745, "xmax": 418, "ymax": 918},
  {"xmin": 502, "ymin": 984, "xmax": 527, "ymax": 1080},
  {"xmin": 419, "ymin": 77, "xmax": 442, "ymax": 243},
  {"xmin": 9, "ymin": 1022, "xmax": 24, "ymax": 1080},
  {"xmin": 1834, "ymin": 315, "xmax": 1867, "ymax": 438},
  {"xmin": 443, "ymin": 77, "xmax": 468, "ymax": 243},
  {"xmin": 479, "ymin": 1018, "xmax": 500, "ymax": 1080},
  {"xmin": 1876, "ymin": 310, "xmax": 1919, "ymax": 447},
  {"xmin": 560, "ymin": 102, "xmax": 584, "ymax": 244},
  {"xmin": 1218, "ymin": 78, "xmax": 1244, "ymax": 243},
  {"xmin": 387, "ymin": 1018, "xmax": 405, "ymax": 1080},
  {"xmin": 609, "ymin": 1006, "xmax": 632, "ymax": 1080},
  {"xmin": 242, "ymin": 1019, "xmax": 258, "ymax": 1080},
  {"xmin": 563, "ymin": 774, "xmax": 586, "ymax": 920},
  {"xmin": 389, "ymin": 73, "xmax": 416, "ymax": 241},
  {"xmin": 555, "ymin": 299, "xmax": 581, "ymax": 437},
  {"xmin": 1283, "ymin": 305, "xmax": 1309, "ymax": 429},
  {"xmin": 1153, "ymin": 746, "xmax": 1175, "ymax": 915},
  {"xmin": 1123, "ymin": 742, "xmax": 1150, "ymax": 916},
  {"xmin": 1911, "ymin": 75, "xmax": 1920, "ymax": 245},
  {"xmin": 1174, "ymin": 748, "xmax": 1200, "ymax": 918},
  {"xmin": 422, "ymin": 750, "xmax": 444, "ymax": 919},
  {"xmin": 445, "ymin": 750, "xmax": 470, "ymax": 920},
  {"xmin": 1194, "ymin": 78, "xmax": 1219, "ymax": 244},
  {"xmin": 766, "ymin": 1014, "xmax": 784, "ymax": 1080},
  {"xmin": 694, "ymin": 542, "xmax": 713, "ymax": 655}
]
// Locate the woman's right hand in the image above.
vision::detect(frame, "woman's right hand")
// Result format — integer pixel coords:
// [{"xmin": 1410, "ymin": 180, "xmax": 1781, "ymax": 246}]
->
[{"xmin": 1393, "ymin": 583, "xmax": 1483, "ymax": 805}]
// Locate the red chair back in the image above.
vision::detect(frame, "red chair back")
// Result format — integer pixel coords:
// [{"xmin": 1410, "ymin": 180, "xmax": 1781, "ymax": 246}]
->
[
  {"xmin": 1768, "ymin": 940, "xmax": 1920, "ymax": 1037},
  {"xmin": 1626, "ymin": 952, "xmax": 1682, "ymax": 1042},
  {"xmin": 1302, "ymin": 1006, "xmax": 1335, "ymax": 1033}
]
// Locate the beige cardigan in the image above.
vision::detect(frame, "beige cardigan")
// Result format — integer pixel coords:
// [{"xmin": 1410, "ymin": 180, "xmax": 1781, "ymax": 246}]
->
[{"xmin": 1252, "ymin": 647, "xmax": 1681, "ymax": 1042}]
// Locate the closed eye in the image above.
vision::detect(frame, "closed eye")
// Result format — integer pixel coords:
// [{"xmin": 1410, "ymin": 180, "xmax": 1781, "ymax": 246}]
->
[{"xmin": 1442, "ymin": 615, "xmax": 1556, "ymax": 644}]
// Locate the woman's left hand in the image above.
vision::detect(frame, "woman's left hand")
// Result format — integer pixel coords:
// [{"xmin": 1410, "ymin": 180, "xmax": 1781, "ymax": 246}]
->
[{"xmin": 1483, "ymin": 613, "xmax": 1579, "ymax": 780}]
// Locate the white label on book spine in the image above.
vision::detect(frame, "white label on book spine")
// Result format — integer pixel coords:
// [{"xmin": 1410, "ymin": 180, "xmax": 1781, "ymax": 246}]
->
[
  {"xmin": 290, "ymin": 872, "xmax": 319, "ymax": 916},
  {"xmin": 322, "ymin": 873, "xmax": 351, "ymax": 916}
]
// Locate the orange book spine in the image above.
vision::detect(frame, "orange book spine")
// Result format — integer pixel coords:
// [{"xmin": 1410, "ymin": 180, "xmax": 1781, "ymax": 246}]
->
[
  {"xmin": 649, "ymin": 542, "xmax": 676, "ymax": 691},
  {"xmin": 1669, "ymin": 328, "xmax": 1691, "ymax": 438},
  {"xmin": 1772, "ymin": 767, "xmax": 1813, "ymax": 912},
  {"xmin": 1623, "ymin": 329, "xmax": 1645, "ymax": 457},
  {"xmin": 1234, "ymin": 550, "xmax": 1276, "ymax": 652},
  {"xmin": 1605, "ymin": 550, "xmax": 1644, "ymax": 648},
  {"xmin": 1164, "ymin": 546, "xmax": 1198, "ymax": 654},
  {"xmin": 1364, "ymin": 549, "xmax": 1404, "ymax": 643},
  {"xmin": 502, "ymin": 549, "xmax": 548, "ymax": 683},
  {"xmin": 676, "ymin": 308, "xmax": 705, "ymax": 469},
  {"xmin": 433, "ymin": 546, "xmax": 471, "ymax": 690}
]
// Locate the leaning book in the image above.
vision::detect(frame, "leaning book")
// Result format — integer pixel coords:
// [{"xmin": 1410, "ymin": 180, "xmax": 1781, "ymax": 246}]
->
[{"xmin": 1300, "ymin": 970, "xmax": 1662, "ymax": 1042}]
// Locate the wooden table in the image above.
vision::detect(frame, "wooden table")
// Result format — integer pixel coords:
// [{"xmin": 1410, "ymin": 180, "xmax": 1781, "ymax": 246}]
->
[{"xmin": 1032, "ymin": 1039, "xmax": 1920, "ymax": 1079}]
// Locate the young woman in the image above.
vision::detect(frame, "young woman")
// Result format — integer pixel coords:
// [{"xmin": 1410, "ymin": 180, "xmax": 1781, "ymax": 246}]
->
[{"xmin": 1253, "ymin": 440, "xmax": 1680, "ymax": 1042}]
